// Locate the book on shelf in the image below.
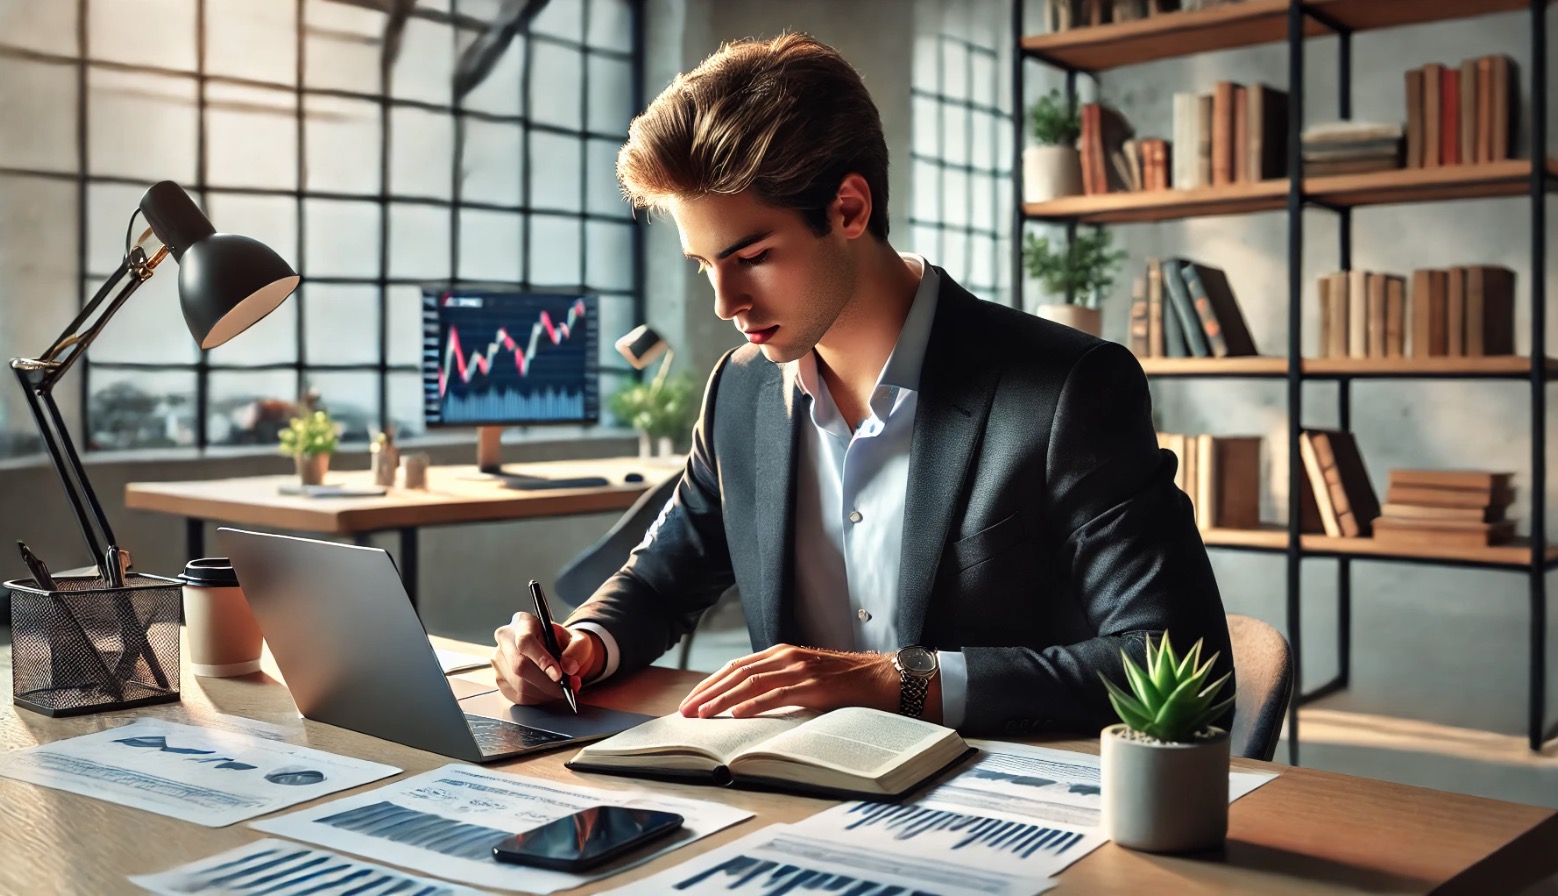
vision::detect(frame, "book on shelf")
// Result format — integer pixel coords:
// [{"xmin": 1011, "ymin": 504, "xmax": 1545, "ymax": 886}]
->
[
  {"xmin": 1044, "ymin": 0, "xmax": 1255, "ymax": 33},
  {"xmin": 1156, "ymin": 432, "xmax": 1261, "ymax": 530},
  {"xmin": 1172, "ymin": 82, "xmax": 1287, "ymax": 190},
  {"xmin": 1377, "ymin": 468, "xmax": 1518, "ymax": 547},
  {"xmin": 1301, "ymin": 121, "xmax": 1404, "ymax": 176},
  {"xmin": 1385, "ymin": 483, "xmax": 1516, "ymax": 509},
  {"xmin": 1405, "ymin": 54, "xmax": 1517, "ymax": 169},
  {"xmin": 1299, "ymin": 429, "xmax": 1380, "ymax": 538},
  {"xmin": 1130, "ymin": 258, "xmax": 1256, "ymax": 359},
  {"xmin": 1403, "ymin": 266, "xmax": 1516, "ymax": 359},
  {"xmin": 1373, "ymin": 517, "xmax": 1516, "ymax": 548},
  {"xmin": 565, "ymin": 707, "xmax": 972, "ymax": 800}
]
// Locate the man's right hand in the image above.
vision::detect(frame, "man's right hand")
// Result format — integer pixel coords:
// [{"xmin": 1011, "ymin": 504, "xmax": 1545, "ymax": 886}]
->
[{"xmin": 491, "ymin": 612, "xmax": 605, "ymax": 705}]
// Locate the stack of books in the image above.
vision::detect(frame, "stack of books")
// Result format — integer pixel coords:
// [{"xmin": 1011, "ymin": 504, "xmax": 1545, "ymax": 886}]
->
[
  {"xmin": 1300, "ymin": 121, "xmax": 1404, "ymax": 176},
  {"xmin": 1406, "ymin": 266, "xmax": 1516, "ymax": 358},
  {"xmin": 1155, "ymin": 433, "xmax": 1262, "ymax": 531},
  {"xmin": 1047, "ymin": 0, "xmax": 1246, "ymax": 32},
  {"xmin": 1404, "ymin": 55, "xmax": 1517, "ymax": 169},
  {"xmin": 1316, "ymin": 270, "xmax": 1407, "ymax": 359},
  {"xmin": 1128, "ymin": 258, "xmax": 1259, "ymax": 359},
  {"xmin": 1171, "ymin": 82, "xmax": 1288, "ymax": 190},
  {"xmin": 1376, "ymin": 470, "xmax": 1516, "ymax": 548}
]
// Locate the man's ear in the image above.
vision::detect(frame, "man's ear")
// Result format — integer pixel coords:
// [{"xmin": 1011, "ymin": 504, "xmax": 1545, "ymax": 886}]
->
[{"xmin": 831, "ymin": 173, "xmax": 873, "ymax": 240}]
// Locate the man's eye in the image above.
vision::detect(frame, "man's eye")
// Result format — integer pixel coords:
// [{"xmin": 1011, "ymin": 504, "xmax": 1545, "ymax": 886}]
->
[{"xmin": 738, "ymin": 250, "xmax": 770, "ymax": 267}]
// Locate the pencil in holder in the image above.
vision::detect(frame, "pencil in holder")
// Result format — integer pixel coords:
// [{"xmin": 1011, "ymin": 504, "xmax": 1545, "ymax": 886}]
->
[{"xmin": 6, "ymin": 573, "xmax": 182, "ymax": 717}]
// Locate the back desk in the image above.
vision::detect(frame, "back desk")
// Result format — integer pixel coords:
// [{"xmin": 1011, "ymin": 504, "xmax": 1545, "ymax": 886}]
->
[{"xmin": 1, "ymin": 634, "xmax": 1555, "ymax": 895}]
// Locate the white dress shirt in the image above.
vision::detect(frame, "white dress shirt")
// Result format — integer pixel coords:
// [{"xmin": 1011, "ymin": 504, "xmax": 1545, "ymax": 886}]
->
[{"xmin": 575, "ymin": 254, "xmax": 967, "ymax": 727}]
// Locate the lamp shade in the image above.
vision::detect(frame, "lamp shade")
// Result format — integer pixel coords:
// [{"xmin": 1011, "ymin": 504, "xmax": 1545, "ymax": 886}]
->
[
  {"xmin": 139, "ymin": 181, "xmax": 300, "ymax": 350},
  {"xmin": 614, "ymin": 324, "xmax": 670, "ymax": 370}
]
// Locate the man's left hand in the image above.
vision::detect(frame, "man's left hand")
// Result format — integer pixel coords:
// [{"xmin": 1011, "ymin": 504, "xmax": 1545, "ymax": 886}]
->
[{"xmin": 678, "ymin": 644, "xmax": 897, "ymax": 719}]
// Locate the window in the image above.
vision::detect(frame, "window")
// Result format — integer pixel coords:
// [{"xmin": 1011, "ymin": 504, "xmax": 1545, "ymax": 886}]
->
[
  {"xmin": 909, "ymin": 1, "xmax": 1014, "ymax": 307},
  {"xmin": 0, "ymin": 0, "xmax": 642, "ymax": 458}
]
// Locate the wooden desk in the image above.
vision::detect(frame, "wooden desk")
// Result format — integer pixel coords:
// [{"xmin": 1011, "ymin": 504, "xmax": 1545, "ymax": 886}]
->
[
  {"xmin": 4, "ymin": 636, "xmax": 1557, "ymax": 894},
  {"xmin": 124, "ymin": 457, "xmax": 681, "ymax": 608}
]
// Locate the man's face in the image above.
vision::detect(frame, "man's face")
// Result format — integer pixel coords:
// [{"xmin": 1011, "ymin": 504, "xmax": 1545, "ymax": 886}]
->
[{"xmin": 671, "ymin": 191, "xmax": 856, "ymax": 364}]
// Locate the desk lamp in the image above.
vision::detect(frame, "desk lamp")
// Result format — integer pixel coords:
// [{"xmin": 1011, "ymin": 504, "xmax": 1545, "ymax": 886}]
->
[
  {"xmin": 10, "ymin": 181, "xmax": 300, "ymax": 580},
  {"xmin": 614, "ymin": 324, "xmax": 675, "ymax": 392}
]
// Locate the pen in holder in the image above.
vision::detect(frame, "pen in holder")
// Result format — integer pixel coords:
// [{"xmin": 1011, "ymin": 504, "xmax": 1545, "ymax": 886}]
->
[{"xmin": 6, "ymin": 572, "xmax": 182, "ymax": 717}]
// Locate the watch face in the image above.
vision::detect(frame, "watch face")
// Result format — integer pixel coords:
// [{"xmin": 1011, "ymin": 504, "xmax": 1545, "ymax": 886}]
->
[{"xmin": 899, "ymin": 647, "xmax": 937, "ymax": 675}]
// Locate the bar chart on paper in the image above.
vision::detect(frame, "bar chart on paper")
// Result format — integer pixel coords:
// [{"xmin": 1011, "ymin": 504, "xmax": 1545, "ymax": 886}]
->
[
  {"xmin": 130, "ymin": 839, "xmax": 493, "ymax": 896},
  {"xmin": 841, "ymin": 802, "xmax": 1089, "ymax": 861},
  {"xmin": 315, "ymin": 800, "xmax": 513, "ymax": 860}
]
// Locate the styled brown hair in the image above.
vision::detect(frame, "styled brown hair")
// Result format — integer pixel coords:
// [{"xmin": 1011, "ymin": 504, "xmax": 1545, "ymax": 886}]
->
[{"xmin": 616, "ymin": 33, "xmax": 890, "ymax": 240}]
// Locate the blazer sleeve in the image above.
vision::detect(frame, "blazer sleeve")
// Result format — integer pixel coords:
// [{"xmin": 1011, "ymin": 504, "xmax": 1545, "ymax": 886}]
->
[
  {"xmin": 961, "ymin": 340, "xmax": 1234, "ymax": 736},
  {"xmin": 564, "ymin": 352, "xmax": 739, "ymax": 675}
]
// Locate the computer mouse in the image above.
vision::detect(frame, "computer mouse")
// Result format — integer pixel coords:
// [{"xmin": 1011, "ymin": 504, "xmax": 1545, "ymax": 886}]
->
[{"xmin": 623, "ymin": 472, "xmax": 645, "ymax": 483}]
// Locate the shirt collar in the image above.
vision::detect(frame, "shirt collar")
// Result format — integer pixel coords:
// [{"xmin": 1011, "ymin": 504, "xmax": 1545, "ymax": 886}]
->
[{"xmin": 793, "ymin": 253, "xmax": 940, "ymax": 401}]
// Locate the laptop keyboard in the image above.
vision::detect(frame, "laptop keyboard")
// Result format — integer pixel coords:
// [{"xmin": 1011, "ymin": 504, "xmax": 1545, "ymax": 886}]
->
[{"xmin": 465, "ymin": 713, "xmax": 571, "ymax": 755}]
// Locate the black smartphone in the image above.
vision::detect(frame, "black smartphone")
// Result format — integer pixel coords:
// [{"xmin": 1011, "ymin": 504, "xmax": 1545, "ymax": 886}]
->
[{"xmin": 491, "ymin": 806, "xmax": 685, "ymax": 871}]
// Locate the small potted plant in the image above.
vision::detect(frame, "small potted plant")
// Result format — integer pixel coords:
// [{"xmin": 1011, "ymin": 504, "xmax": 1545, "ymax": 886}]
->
[
  {"xmin": 279, "ymin": 409, "xmax": 340, "ymax": 485},
  {"xmin": 1021, "ymin": 227, "xmax": 1125, "ymax": 336},
  {"xmin": 609, "ymin": 373, "xmax": 699, "ymax": 458},
  {"xmin": 1099, "ymin": 632, "xmax": 1235, "ymax": 853},
  {"xmin": 1023, "ymin": 89, "xmax": 1084, "ymax": 203}
]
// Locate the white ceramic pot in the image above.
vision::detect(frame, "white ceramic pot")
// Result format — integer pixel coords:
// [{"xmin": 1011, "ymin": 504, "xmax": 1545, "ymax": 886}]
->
[
  {"xmin": 1023, "ymin": 145, "xmax": 1084, "ymax": 203},
  {"xmin": 1101, "ymin": 724, "xmax": 1230, "ymax": 853},
  {"xmin": 1034, "ymin": 303, "xmax": 1102, "ymax": 337}
]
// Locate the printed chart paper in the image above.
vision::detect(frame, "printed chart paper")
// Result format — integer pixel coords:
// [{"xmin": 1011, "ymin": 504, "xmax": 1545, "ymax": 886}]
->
[
  {"xmin": 598, "ymin": 824, "xmax": 1056, "ymax": 896},
  {"xmin": 131, "ymin": 838, "xmax": 494, "ymax": 896},
  {"xmin": 253, "ymin": 764, "xmax": 753, "ymax": 893},
  {"xmin": 0, "ymin": 719, "xmax": 399, "ymax": 828}
]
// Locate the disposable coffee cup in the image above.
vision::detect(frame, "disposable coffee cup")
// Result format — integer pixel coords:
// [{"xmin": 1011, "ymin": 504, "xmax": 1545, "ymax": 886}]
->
[{"xmin": 179, "ymin": 558, "xmax": 264, "ymax": 677}]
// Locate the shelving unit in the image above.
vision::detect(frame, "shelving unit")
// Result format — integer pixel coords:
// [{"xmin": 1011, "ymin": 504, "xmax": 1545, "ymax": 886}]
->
[{"xmin": 1012, "ymin": 0, "xmax": 1552, "ymax": 759}]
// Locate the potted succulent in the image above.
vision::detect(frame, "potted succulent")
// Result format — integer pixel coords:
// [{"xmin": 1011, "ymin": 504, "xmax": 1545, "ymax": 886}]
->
[
  {"xmin": 1021, "ymin": 227, "xmax": 1125, "ymax": 336},
  {"xmin": 1023, "ymin": 89, "xmax": 1084, "ymax": 203},
  {"xmin": 278, "ymin": 409, "xmax": 340, "ymax": 485},
  {"xmin": 1099, "ymin": 632, "xmax": 1235, "ymax": 853},
  {"xmin": 608, "ymin": 373, "xmax": 699, "ymax": 458}
]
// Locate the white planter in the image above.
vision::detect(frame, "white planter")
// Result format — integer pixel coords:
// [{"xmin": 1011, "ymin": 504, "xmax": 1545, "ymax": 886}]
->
[
  {"xmin": 1023, "ymin": 145, "xmax": 1084, "ymax": 203},
  {"xmin": 1033, "ymin": 303, "xmax": 1101, "ymax": 337},
  {"xmin": 1101, "ymin": 724, "xmax": 1230, "ymax": 853}
]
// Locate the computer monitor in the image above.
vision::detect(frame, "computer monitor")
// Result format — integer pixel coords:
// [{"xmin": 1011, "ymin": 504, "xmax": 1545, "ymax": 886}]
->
[{"xmin": 421, "ymin": 286, "xmax": 602, "ymax": 486}]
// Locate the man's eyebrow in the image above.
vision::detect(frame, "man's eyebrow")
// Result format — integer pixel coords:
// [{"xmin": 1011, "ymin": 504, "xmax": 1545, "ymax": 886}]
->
[{"xmin": 683, "ymin": 230, "xmax": 774, "ymax": 263}]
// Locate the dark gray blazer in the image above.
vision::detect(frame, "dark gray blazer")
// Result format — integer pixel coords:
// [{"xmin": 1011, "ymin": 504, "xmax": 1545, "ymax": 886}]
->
[{"xmin": 572, "ymin": 267, "xmax": 1233, "ymax": 737}]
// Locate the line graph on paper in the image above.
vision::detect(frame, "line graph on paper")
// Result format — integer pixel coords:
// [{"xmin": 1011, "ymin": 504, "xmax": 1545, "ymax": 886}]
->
[
  {"xmin": 840, "ymin": 802, "xmax": 1088, "ymax": 862},
  {"xmin": 421, "ymin": 290, "xmax": 599, "ymax": 426}
]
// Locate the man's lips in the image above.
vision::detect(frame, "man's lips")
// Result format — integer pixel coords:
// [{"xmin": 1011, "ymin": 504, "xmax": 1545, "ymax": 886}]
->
[{"xmin": 744, "ymin": 325, "xmax": 779, "ymax": 344}]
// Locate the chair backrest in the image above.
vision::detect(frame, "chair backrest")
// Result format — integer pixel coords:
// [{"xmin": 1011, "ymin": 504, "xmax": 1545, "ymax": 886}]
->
[
  {"xmin": 551, "ymin": 471, "xmax": 682, "ymax": 611},
  {"xmin": 1226, "ymin": 613, "xmax": 1294, "ymax": 762}
]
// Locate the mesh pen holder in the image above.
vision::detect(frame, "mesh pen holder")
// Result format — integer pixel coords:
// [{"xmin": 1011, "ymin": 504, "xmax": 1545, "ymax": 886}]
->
[{"xmin": 7, "ymin": 572, "xmax": 182, "ymax": 717}]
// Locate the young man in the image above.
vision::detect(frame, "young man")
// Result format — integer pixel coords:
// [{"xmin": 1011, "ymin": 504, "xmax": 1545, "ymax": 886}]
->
[{"xmin": 492, "ymin": 33, "xmax": 1233, "ymax": 735}]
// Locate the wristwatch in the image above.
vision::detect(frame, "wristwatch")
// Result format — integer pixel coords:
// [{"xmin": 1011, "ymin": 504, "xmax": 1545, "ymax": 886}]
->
[{"xmin": 892, "ymin": 646, "xmax": 939, "ymax": 719}]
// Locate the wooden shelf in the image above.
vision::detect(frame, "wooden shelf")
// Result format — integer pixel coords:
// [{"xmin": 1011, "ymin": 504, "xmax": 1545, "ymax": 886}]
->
[
  {"xmin": 1023, "ymin": 160, "xmax": 1557, "ymax": 224},
  {"xmin": 1303, "ymin": 356, "xmax": 1558, "ymax": 378},
  {"xmin": 1140, "ymin": 356, "xmax": 1287, "ymax": 377},
  {"xmin": 1200, "ymin": 526, "xmax": 1558, "ymax": 568},
  {"xmin": 1020, "ymin": 0, "xmax": 1545, "ymax": 73}
]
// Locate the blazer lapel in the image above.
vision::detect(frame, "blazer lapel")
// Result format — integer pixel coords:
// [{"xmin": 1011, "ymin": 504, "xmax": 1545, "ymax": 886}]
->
[
  {"xmin": 753, "ymin": 362, "xmax": 802, "ymax": 647},
  {"xmin": 897, "ymin": 279, "xmax": 999, "ymax": 647}
]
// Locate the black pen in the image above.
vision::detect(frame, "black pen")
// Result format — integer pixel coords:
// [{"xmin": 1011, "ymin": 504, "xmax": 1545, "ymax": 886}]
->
[
  {"xmin": 529, "ymin": 579, "xmax": 578, "ymax": 714},
  {"xmin": 17, "ymin": 541, "xmax": 57, "ymax": 591}
]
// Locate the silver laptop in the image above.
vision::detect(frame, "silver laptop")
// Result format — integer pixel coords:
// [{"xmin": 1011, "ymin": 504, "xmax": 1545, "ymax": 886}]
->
[{"xmin": 218, "ymin": 527, "xmax": 652, "ymax": 763}]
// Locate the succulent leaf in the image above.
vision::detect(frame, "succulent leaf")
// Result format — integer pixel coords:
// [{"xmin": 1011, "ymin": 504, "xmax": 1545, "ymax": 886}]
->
[
  {"xmin": 1121, "ymin": 652, "xmax": 1162, "ymax": 706},
  {"xmin": 1150, "ymin": 634, "xmax": 1178, "ymax": 693},
  {"xmin": 1102, "ymin": 632, "xmax": 1234, "ymax": 742}
]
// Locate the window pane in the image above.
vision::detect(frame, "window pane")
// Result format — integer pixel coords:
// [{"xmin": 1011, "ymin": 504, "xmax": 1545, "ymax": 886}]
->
[
  {"xmin": 458, "ymin": 209, "xmax": 523, "ymax": 283},
  {"xmin": 0, "ymin": 175, "xmax": 77, "ymax": 361},
  {"xmin": 942, "ymin": 167, "xmax": 970, "ymax": 227},
  {"xmin": 206, "ymin": 82, "xmax": 298, "ymax": 191},
  {"xmin": 388, "ymin": 202, "xmax": 452, "ymax": 280},
  {"xmin": 586, "ymin": 0, "xmax": 633, "ymax": 53},
  {"xmin": 457, "ymin": 24, "xmax": 524, "ymax": 118},
  {"xmin": 304, "ymin": 199, "xmax": 380, "ymax": 278},
  {"xmin": 587, "ymin": 54, "xmax": 633, "ymax": 135},
  {"xmin": 304, "ymin": 284, "xmax": 380, "ymax": 366},
  {"xmin": 86, "ymin": 182, "xmax": 158, "ymax": 278},
  {"xmin": 911, "ymin": 226, "xmax": 940, "ymax": 264},
  {"xmin": 208, "ymin": 370, "xmax": 299, "ymax": 447},
  {"xmin": 584, "ymin": 220, "xmax": 631, "ymax": 293},
  {"xmin": 970, "ymin": 172, "xmax": 995, "ymax": 236},
  {"xmin": 88, "ymin": 69, "xmax": 198, "ymax": 183},
  {"xmin": 971, "ymin": 49, "xmax": 997, "ymax": 110},
  {"xmin": 388, "ymin": 371, "xmax": 426, "ymax": 438},
  {"xmin": 941, "ymin": 231, "xmax": 969, "ymax": 283},
  {"xmin": 303, "ymin": 371, "xmax": 378, "ymax": 443},
  {"xmin": 390, "ymin": 17, "xmax": 454, "ymax": 106},
  {"xmin": 87, "ymin": 369, "xmax": 196, "ymax": 451},
  {"xmin": 594, "ymin": 295, "xmax": 634, "ymax": 372},
  {"xmin": 586, "ymin": 138, "xmax": 627, "ymax": 217},
  {"xmin": 0, "ymin": 1, "xmax": 77, "ymax": 55},
  {"xmin": 392, "ymin": 106, "xmax": 454, "ymax": 199},
  {"xmin": 529, "ymin": 40, "xmax": 582, "ymax": 128},
  {"xmin": 206, "ymin": 0, "xmax": 296, "ymax": 86},
  {"xmin": 533, "ymin": 3, "xmax": 582, "ymax": 42},
  {"xmin": 90, "ymin": 0, "xmax": 196, "ymax": 71},
  {"xmin": 304, "ymin": 95, "xmax": 381, "ymax": 196},
  {"xmin": 940, "ymin": 40, "xmax": 968, "ymax": 101},
  {"xmin": 911, "ymin": 95, "xmax": 941, "ymax": 158},
  {"xmin": 0, "ymin": 58, "xmax": 77, "ymax": 173},
  {"xmin": 972, "ymin": 110, "xmax": 996, "ymax": 173},
  {"xmin": 461, "ymin": 118, "xmax": 523, "ymax": 206},
  {"xmin": 530, "ymin": 131, "xmax": 582, "ymax": 210},
  {"xmin": 970, "ymin": 236, "xmax": 995, "ymax": 291},
  {"xmin": 911, "ymin": 159, "xmax": 940, "ymax": 222},
  {"xmin": 205, "ymin": 193, "xmax": 300, "ymax": 271},
  {"xmin": 386, "ymin": 284, "xmax": 425, "ymax": 368},
  {"xmin": 86, "ymin": 274, "xmax": 199, "ymax": 365},
  {"xmin": 529, "ymin": 214, "xmax": 581, "ymax": 287},
  {"xmin": 303, "ymin": 0, "xmax": 380, "ymax": 95},
  {"xmin": 943, "ymin": 105, "xmax": 970, "ymax": 166}
]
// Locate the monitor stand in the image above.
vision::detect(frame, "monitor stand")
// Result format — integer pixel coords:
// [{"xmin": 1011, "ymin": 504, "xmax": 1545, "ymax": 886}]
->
[{"xmin": 469, "ymin": 426, "xmax": 610, "ymax": 491}]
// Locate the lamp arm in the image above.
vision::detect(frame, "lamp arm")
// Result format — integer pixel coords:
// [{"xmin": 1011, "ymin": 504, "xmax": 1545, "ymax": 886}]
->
[
  {"xmin": 8, "ymin": 248, "xmax": 167, "ymax": 577},
  {"xmin": 651, "ymin": 346, "xmax": 675, "ymax": 394}
]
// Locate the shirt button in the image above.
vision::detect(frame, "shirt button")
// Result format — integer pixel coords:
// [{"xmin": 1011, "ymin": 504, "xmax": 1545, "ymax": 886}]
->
[
  {"xmin": 857, "ymin": 609, "xmax": 872, "ymax": 621},
  {"xmin": 848, "ymin": 510, "xmax": 863, "ymax": 523}
]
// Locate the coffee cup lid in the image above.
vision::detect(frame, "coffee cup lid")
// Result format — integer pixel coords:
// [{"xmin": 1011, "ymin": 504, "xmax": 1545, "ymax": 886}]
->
[{"xmin": 180, "ymin": 557, "xmax": 238, "ymax": 587}]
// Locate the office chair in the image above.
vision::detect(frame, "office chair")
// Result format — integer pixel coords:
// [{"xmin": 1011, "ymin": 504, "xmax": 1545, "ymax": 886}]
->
[{"xmin": 1225, "ymin": 613, "xmax": 1294, "ymax": 762}]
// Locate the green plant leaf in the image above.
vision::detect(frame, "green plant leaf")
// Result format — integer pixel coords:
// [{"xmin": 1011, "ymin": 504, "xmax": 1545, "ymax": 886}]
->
[
  {"xmin": 1175, "ymin": 638, "xmax": 1205, "ymax": 680},
  {"xmin": 1150, "ymin": 633, "xmax": 1178, "ymax": 694},
  {"xmin": 1121, "ymin": 653, "xmax": 1162, "ymax": 707},
  {"xmin": 1100, "ymin": 675, "xmax": 1155, "ymax": 731}
]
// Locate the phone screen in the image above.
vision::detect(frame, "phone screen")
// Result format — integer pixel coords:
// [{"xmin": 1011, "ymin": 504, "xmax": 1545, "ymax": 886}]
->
[{"xmin": 491, "ymin": 806, "xmax": 684, "ymax": 871}]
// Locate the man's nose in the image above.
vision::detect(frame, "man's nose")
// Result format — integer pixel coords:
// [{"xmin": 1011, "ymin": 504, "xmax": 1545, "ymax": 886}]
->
[{"xmin": 710, "ymin": 270, "xmax": 751, "ymax": 322}]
